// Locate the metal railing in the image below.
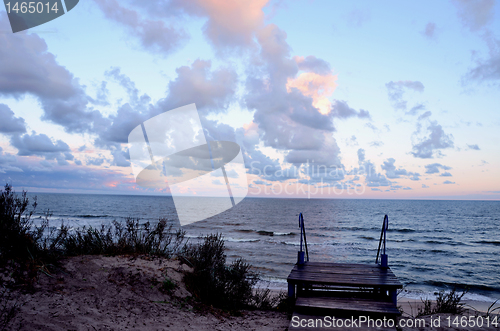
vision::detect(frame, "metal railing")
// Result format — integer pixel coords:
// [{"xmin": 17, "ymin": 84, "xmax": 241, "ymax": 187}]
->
[
  {"xmin": 375, "ymin": 214, "xmax": 389, "ymax": 265},
  {"xmin": 299, "ymin": 213, "xmax": 309, "ymax": 262}
]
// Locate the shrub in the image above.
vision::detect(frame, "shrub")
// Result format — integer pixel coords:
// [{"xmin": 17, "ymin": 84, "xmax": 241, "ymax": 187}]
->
[
  {"xmin": 0, "ymin": 184, "xmax": 64, "ymax": 287},
  {"xmin": 182, "ymin": 234, "xmax": 258, "ymax": 310},
  {"xmin": 417, "ymin": 288, "xmax": 467, "ymax": 316},
  {"xmin": 63, "ymin": 218, "xmax": 186, "ymax": 258}
]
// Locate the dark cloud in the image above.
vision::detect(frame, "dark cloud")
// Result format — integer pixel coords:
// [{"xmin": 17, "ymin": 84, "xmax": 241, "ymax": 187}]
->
[
  {"xmin": 411, "ymin": 122, "xmax": 454, "ymax": 158},
  {"xmin": 0, "ymin": 104, "xmax": 26, "ymax": 134},
  {"xmin": 331, "ymin": 100, "xmax": 371, "ymax": 119},
  {"xmin": 424, "ymin": 163, "xmax": 452, "ymax": 174},
  {"xmin": 10, "ymin": 132, "xmax": 71, "ymax": 159},
  {"xmin": 92, "ymin": 0, "xmax": 188, "ymax": 55},
  {"xmin": 0, "ymin": 13, "xmax": 102, "ymax": 133},
  {"xmin": 0, "ymin": 158, "xmax": 136, "ymax": 193},
  {"xmin": 467, "ymin": 144, "xmax": 481, "ymax": 150},
  {"xmin": 0, "ymin": 147, "xmax": 20, "ymax": 173}
]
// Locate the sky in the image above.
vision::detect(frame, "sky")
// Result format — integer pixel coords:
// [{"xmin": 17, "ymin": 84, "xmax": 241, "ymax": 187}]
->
[{"xmin": 0, "ymin": 0, "xmax": 499, "ymax": 200}]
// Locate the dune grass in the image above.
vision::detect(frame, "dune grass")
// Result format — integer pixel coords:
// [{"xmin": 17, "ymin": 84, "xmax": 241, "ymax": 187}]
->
[{"xmin": 0, "ymin": 184, "xmax": 285, "ymax": 328}]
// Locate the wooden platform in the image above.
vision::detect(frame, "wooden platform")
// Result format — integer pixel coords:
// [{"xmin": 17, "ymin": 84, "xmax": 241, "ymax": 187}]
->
[
  {"xmin": 287, "ymin": 262, "xmax": 402, "ymax": 330},
  {"xmin": 295, "ymin": 296, "xmax": 401, "ymax": 316}
]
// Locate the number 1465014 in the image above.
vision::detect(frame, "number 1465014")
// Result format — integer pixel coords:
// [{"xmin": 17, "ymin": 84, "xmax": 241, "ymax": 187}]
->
[{"xmin": 5, "ymin": 2, "xmax": 59, "ymax": 14}]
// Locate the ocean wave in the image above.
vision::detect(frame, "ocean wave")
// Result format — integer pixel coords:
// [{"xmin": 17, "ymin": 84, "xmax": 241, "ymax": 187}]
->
[
  {"xmin": 255, "ymin": 230, "xmax": 295, "ymax": 236},
  {"xmin": 474, "ymin": 240, "xmax": 500, "ymax": 246},
  {"xmin": 75, "ymin": 214, "xmax": 111, "ymax": 218},
  {"xmin": 225, "ymin": 238, "xmax": 260, "ymax": 243}
]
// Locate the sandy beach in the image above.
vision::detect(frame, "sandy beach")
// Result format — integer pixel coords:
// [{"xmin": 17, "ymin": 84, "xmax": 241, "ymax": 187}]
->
[
  {"xmin": 8, "ymin": 255, "xmax": 289, "ymax": 331},
  {"xmin": 3, "ymin": 255, "xmax": 497, "ymax": 331}
]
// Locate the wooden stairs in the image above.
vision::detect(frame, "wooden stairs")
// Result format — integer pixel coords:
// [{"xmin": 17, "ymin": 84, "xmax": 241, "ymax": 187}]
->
[{"xmin": 287, "ymin": 262, "xmax": 403, "ymax": 331}]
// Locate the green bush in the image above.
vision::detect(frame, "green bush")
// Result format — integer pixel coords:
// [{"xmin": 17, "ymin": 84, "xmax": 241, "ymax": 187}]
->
[
  {"xmin": 183, "ymin": 234, "xmax": 258, "ymax": 310},
  {"xmin": 63, "ymin": 218, "xmax": 186, "ymax": 258},
  {"xmin": 417, "ymin": 288, "xmax": 467, "ymax": 316},
  {"xmin": 0, "ymin": 184, "xmax": 65, "ymax": 287}
]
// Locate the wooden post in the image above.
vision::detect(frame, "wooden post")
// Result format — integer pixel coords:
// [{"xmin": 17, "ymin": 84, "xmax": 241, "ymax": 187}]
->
[
  {"xmin": 288, "ymin": 282, "xmax": 295, "ymax": 298},
  {"xmin": 390, "ymin": 290, "xmax": 397, "ymax": 306}
]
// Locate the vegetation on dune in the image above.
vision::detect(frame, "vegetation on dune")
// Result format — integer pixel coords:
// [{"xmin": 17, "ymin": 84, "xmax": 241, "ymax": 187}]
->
[
  {"xmin": 0, "ymin": 184, "xmax": 286, "ymax": 328},
  {"xmin": 417, "ymin": 288, "xmax": 468, "ymax": 316},
  {"xmin": 182, "ymin": 233, "xmax": 287, "ymax": 311}
]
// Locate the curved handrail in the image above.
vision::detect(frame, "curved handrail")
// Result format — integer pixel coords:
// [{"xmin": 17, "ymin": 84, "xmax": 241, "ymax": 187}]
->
[{"xmin": 375, "ymin": 214, "xmax": 388, "ymax": 264}]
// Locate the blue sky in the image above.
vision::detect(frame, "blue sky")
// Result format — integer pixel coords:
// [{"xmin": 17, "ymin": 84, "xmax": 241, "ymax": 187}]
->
[{"xmin": 0, "ymin": 0, "xmax": 499, "ymax": 199}]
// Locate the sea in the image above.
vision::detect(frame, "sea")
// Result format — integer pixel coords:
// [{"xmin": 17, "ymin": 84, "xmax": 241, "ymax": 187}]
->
[{"xmin": 27, "ymin": 193, "xmax": 500, "ymax": 305}]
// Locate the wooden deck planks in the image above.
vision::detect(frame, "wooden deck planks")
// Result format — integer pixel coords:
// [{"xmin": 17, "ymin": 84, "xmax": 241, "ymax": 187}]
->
[
  {"xmin": 296, "ymin": 296, "xmax": 401, "ymax": 316},
  {"xmin": 287, "ymin": 262, "xmax": 402, "ymax": 288}
]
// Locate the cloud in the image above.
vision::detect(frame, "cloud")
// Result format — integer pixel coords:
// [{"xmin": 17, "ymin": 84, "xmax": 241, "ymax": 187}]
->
[
  {"xmin": 331, "ymin": 100, "xmax": 371, "ymax": 119},
  {"xmin": 423, "ymin": 22, "xmax": 437, "ymax": 39},
  {"xmin": 422, "ymin": 184, "xmax": 429, "ymax": 188},
  {"xmin": 159, "ymin": 60, "xmax": 238, "ymax": 113},
  {"xmin": 137, "ymin": 0, "xmax": 269, "ymax": 52},
  {"xmin": 386, "ymin": 80, "xmax": 425, "ymax": 111},
  {"xmin": 381, "ymin": 158, "xmax": 420, "ymax": 181},
  {"xmin": 0, "ymin": 13, "xmax": 102, "ymax": 133},
  {"xmin": 286, "ymin": 71, "xmax": 338, "ymax": 115},
  {"xmin": 465, "ymin": 36, "xmax": 500, "ymax": 84},
  {"xmin": 345, "ymin": 135, "xmax": 358, "ymax": 147},
  {"xmin": 92, "ymin": 0, "xmax": 188, "ymax": 55},
  {"xmin": 242, "ymin": 23, "xmax": 351, "ymax": 173},
  {"xmin": 417, "ymin": 111, "xmax": 432, "ymax": 121},
  {"xmin": 357, "ymin": 149, "xmax": 365, "ymax": 163},
  {"xmin": 467, "ymin": 144, "xmax": 481, "ymax": 150},
  {"xmin": 407, "ymin": 104, "xmax": 426, "ymax": 116},
  {"xmin": 369, "ymin": 141, "xmax": 384, "ymax": 147},
  {"xmin": 0, "ymin": 104, "xmax": 26, "ymax": 134},
  {"xmin": 294, "ymin": 56, "xmax": 331, "ymax": 75},
  {"xmin": 86, "ymin": 157, "xmax": 106, "ymax": 166},
  {"xmin": 411, "ymin": 122, "xmax": 454, "ymax": 158},
  {"xmin": 0, "ymin": 147, "xmax": 20, "ymax": 173},
  {"xmin": 440, "ymin": 172, "xmax": 453, "ymax": 177},
  {"xmin": 452, "ymin": 0, "xmax": 495, "ymax": 32},
  {"xmin": 381, "ymin": 158, "xmax": 408, "ymax": 179},
  {"xmin": 424, "ymin": 163, "xmax": 452, "ymax": 174},
  {"xmin": 443, "ymin": 180, "xmax": 456, "ymax": 184},
  {"xmin": 10, "ymin": 132, "xmax": 71, "ymax": 159},
  {"xmin": 354, "ymin": 149, "xmax": 391, "ymax": 187}
]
